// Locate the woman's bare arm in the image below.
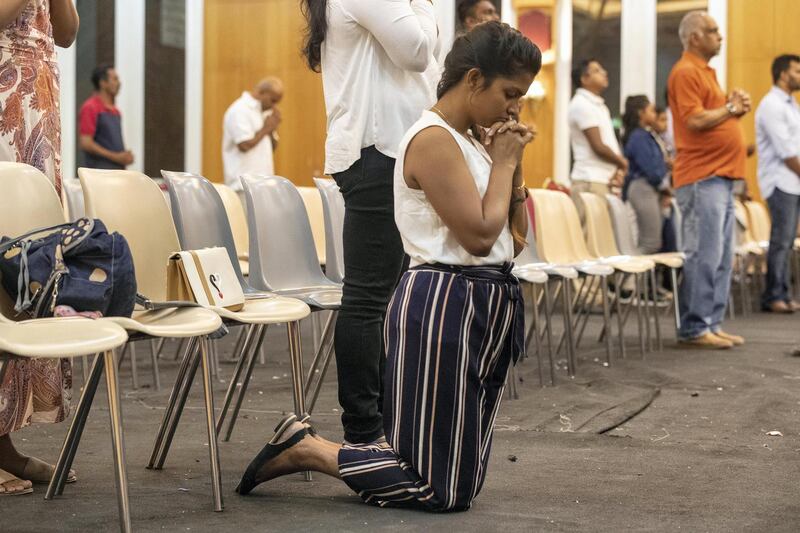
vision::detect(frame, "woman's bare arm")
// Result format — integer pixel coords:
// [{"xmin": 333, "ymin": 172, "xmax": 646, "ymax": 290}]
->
[{"xmin": 50, "ymin": 0, "xmax": 79, "ymax": 48}]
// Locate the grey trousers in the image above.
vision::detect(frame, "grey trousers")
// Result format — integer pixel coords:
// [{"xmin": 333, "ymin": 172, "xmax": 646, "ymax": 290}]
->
[{"xmin": 627, "ymin": 179, "xmax": 662, "ymax": 254}]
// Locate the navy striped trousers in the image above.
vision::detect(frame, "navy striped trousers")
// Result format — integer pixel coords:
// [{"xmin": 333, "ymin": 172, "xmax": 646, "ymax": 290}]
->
[{"xmin": 338, "ymin": 263, "xmax": 524, "ymax": 512}]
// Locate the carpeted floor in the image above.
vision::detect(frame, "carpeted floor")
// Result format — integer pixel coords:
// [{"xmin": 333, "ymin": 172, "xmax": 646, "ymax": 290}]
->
[{"xmin": 2, "ymin": 309, "xmax": 799, "ymax": 532}]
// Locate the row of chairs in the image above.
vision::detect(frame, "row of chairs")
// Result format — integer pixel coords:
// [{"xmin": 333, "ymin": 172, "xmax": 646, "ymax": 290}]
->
[{"xmin": 2, "ymin": 163, "xmax": 690, "ymax": 530}]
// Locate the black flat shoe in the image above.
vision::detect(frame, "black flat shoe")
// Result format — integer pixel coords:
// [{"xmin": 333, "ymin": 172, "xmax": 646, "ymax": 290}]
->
[{"xmin": 235, "ymin": 414, "xmax": 308, "ymax": 495}]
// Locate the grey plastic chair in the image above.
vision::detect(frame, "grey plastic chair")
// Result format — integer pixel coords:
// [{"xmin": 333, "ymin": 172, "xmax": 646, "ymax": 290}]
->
[
  {"xmin": 606, "ymin": 194, "xmax": 682, "ymax": 332},
  {"xmin": 313, "ymin": 177, "xmax": 345, "ymax": 284},
  {"xmin": 242, "ymin": 174, "xmax": 341, "ymax": 415},
  {"xmin": 63, "ymin": 178, "xmax": 85, "ymax": 221},
  {"xmin": 161, "ymin": 170, "xmax": 313, "ymax": 446}
]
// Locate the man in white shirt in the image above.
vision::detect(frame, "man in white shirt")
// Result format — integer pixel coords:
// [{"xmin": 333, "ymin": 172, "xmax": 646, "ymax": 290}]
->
[
  {"xmin": 568, "ymin": 59, "xmax": 628, "ymax": 220},
  {"xmin": 222, "ymin": 77, "xmax": 283, "ymax": 203},
  {"xmin": 756, "ymin": 54, "xmax": 800, "ymax": 313}
]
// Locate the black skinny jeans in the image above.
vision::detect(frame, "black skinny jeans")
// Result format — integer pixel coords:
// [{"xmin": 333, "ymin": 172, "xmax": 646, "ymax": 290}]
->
[{"xmin": 332, "ymin": 146, "xmax": 405, "ymax": 443}]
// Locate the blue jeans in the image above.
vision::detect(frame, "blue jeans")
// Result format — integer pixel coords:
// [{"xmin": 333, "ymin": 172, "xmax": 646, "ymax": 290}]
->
[
  {"xmin": 675, "ymin": 177, "xmax": 735, "ymax": 339},
  {"xmin": 762, "ymin": 188, "xmax": 800, "ymax": 307}
]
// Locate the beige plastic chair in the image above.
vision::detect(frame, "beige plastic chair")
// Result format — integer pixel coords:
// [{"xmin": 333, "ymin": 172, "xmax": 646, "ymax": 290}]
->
[
  {"xmin": 530, "ymin": 189, "xmax": 615, "ymax": 373},
  {"xmin": 213, "ymin": 183, "xmax": 250, "ymax": 276},
  {"xmin": 297, "ymin": 186, "xmax": 326, "ymax": 266},
  {"xmin": 579, "ymin": 192, "xmax": 660, "ymax": 353},
  {"xmin": 0, "ymin": 316, "xmax": 131, "ymax": 531},
  {"xmin": 744, "ymin": 200, "xmax": 771, "ymax": 248},
  {"xmin": 79, "ymin": 168, "xmax": 311, "ymax": 455}
]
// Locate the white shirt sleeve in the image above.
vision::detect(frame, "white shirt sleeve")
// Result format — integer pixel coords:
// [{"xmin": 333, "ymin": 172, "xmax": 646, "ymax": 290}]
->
[
  {"xmin": 341, "ymin": 0, "xmax": 436, "ymax": 73},
  {"xmin": 225, "ymin": 106, "xmax": 257, "ymax": 146}
]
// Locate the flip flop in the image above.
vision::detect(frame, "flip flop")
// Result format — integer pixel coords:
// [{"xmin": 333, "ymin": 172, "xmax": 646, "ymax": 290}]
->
[
  {"xmin": 22, "ymin": 456, "xmax": 76, "ymax": 484},
  {"xmin": 235, "ymin": 413, "xmax": 308, "ymax": 496},
  {"xmin": 0, "ymin": 468, "xmax": 33, "ymax": 496}
]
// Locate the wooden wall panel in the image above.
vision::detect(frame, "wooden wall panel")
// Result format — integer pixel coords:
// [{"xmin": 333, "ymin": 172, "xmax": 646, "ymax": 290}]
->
[
  {"xmin": 520, "ymin": 64, "xmax": 555, "ymax": 187},
  {"xmin": 203, "ymin": 0, "xmax": 326, "ymax": 185},
  {"xmin": 727, "ymin": 0, "xmax": 800, "ymax": 202}
]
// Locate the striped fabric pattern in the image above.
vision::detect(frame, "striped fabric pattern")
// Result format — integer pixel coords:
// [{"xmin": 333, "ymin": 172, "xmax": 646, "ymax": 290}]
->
[{"xmin": 338, "ymin": 264, "xmax": 524, "ymax": 512}]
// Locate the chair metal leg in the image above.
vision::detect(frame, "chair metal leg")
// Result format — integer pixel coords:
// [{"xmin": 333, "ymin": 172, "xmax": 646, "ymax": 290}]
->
[
  {"xmin": 129, "ymin": 342, "xmax": 139, "ymax": 390},
  {"xmin": 543, "ymin": 280, "xmax": 556, "ymax": 385},
  {"xmin": 650, "ymin": 268, "xmax": 662, "ymax": 350},
  {"xmin": 216, "ymin": 325, "xmax": 259, "ymax": 435},
  {"xmin": 148, "ymin": 337, "xmax": 197, "ymax": 469},
  {"xmin": 671, "ymin": 267, "xmax": 681, "ymax": 332},
  {"xmin": 154, "ymin": 347, "xmax": 201, "ymax": 470},
  {"xmin": 103, "ymin": 349, "xmax": 132, "ymax": 533},
  {"xmin": 304, "ymin": 311, "xmax": 336, "ymax": 391},
  {"xmin": 642, "ymin": 272, "xmax": 653, "ymax": 352},
  {"xmin": 562, "ymin": 279, "xmax": 576, "ymax": 377},
  {"xmin": 507, "ymin": 363, "xmax": 519, "ymax": 400},
  {"xmin": 527, "ymin": 284, "xmax": 544, "ymax": 387},
  {"xmin": 230, "ymin": 326, "xmax": 247, "ymax": 362},
  {"xmin": 223, "ymin": 325, "xmax": 269, "ymax": 441},
  {"xmin": 81, "ymin": 355, "xmax": 90, "ymax": 383},
  {"xmin": 573, "ymin": 275, "xmax": 601, "ymax": 349},
  {"xmin": 150, "ymin": 339, "xmax": 161, "ymax": 391},
  {"xmin": 174, "ymin": 337, "xmax": 187, "ymax": 361},
  {"xmin": 615, "ymin": 272, "xmax": 627, "ymax": 359},
  {"xmin": 198, "ymin": 337, "xmax": 224, "ymax": 512},
  {"xmin": 634, "ymin": 274, "xmax": 646, "ymax": 357},
  {"xmin": 285, "ymin": 320, "xmax": 312, "ymax": 482},
  {"xmin": 600, "ymin": 275, "xmax": 612, "ymax": 365},
  {"xmin": 46, "ymin": 353, "xmax": 104, "ymax": 499}
]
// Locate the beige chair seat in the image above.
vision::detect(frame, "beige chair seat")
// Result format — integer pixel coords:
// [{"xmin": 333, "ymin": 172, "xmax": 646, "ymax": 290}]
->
[
  {"xmin": 598, "ymin": 255, "xmax": 656, "ymax": 273},
  {"xmin": 213, "ymin": 295, "xmax": 310, "ymax": 324},
  {"xmin": 643, "ymin": 252, "xmax": 685, "ymax": 269},
  {"xmin": 0, "ymin": 319, "xmax": 128, "ymax": 358},
  {"xmin": 512, "ymin": 266, "xmax": 549, "ymax": 284},
  {"xmin": 110, "ymin": 307, "xmax": 224, "ymax": 338}
]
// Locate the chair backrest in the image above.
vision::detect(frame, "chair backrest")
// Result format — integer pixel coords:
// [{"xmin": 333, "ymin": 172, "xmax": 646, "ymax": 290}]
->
[
  {"xmin": 734, "ymin": 200, "xmax": 757, "ymax": 246},
  {"xmin": 213, "ymin": 183, "xmax": 249, "ymax": 259},
  {"xmin": 313, "ymin": 177, "xmax": 345, "ymax": 283},
  {"xmin": 162, "ymin": 171, "xmax": 252, "ymax": 293},
  {"xmin": 515, "ymin": 196, "xmax": 543, "ymax": 265},
  {"xmin": 0, "ymin": 162, "xmax": 67, "ymax": 319},
  {"xmin": 297, "ymin": 186, "xmax": 326, "ymax": 265},
  {"xmin": 63, "ymin": 178, "xmax": 85, "ymax": 221},
  {"xmin": 79, "ymin": 167, "xmax": 180, "ymax": 301},
  {"xmin": 744, "ymin": 200, "xmax": 771, "ymax": 242},
  {"xmin": 242, "ymin": 175, "xmax": 336, "ymax": 291},
  {"xmin": 531, "ymin": 189, "xmax": 582, "ymax": 264},
  {"xmin": 605, "ymin": 194, "xmax": 639, "ymax": 256},
  {"xmin": 580, "ymin": 192, "xmax": 622, "ymax": 258}
]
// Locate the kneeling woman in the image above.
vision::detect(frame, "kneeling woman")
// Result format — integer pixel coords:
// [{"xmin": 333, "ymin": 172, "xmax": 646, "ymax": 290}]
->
[{"xmin": 236, "ymin": 22, "xmax": 541, "ymax": 512}]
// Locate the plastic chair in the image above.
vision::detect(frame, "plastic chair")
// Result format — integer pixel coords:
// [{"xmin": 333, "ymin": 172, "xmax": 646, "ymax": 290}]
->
[
  {"xmin": 162, "ymin": 170, "xmax": 314, "ymax": 442},
  {"xmin": 606, "ymin": 194, "xmax": 683, "ymax": 331},
  {"xmin": 79, "ymin": 167, "xmax": 282, "ymax": 510},
  {"xmin": 313, "ymin": 177, "xmax": 345, "ymax": 284},
  {"xmin": 63, "ymin": 178, "xmax": 85, "ymax": 221},
  {"xmin": 580, "ymin": 192, "xmax": 659, "ymax": 354},
  {"xmin": 213, "ymin": 183, "xmax": 250, "ymax": 276},
  {"xmin": 0, "ymin": 317, "xmax": 130, "ymax": 530},
  {"xmin": 744, "ymin": 200, "xmax": 771, "ymax": 248},
  {"xmin": 298, "ymin": 186, "xmax": 326, "ymax": 266},
  {"xmin": 242, "ymin": 174, "xmax": 342, "ymax": 415}
]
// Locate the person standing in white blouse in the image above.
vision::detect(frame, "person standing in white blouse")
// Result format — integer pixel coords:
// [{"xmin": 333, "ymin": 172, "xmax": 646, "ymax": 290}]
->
[{"xmin": 300, "ymin": 0, "xmax": 438, "ymax": 447}]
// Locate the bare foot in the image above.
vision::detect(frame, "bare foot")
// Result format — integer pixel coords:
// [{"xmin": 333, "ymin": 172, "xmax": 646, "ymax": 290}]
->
[
  {"xmin": 0, "ymin": 468, "xmax": 32, "ymax": 495},
  {"xmin": 253, "ymin": 433, "xmax": 315, "ymax": 485}
]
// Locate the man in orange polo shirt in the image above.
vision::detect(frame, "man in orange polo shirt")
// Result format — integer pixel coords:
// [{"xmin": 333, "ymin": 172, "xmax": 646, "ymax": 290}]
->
[{"xmin": 667, "ymin": 11, "xmax": 750, "ymax": 349}]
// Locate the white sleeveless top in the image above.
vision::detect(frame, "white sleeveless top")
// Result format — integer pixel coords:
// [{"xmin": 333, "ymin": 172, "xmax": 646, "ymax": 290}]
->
[{"xmin": 394, "ymin": 111, "xmax": 514, "ymax": 267}]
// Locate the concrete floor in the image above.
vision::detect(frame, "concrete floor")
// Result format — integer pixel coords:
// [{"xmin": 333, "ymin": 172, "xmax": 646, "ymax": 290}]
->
[{"xmin": 2, "ymin": 309, "xmax": 799, "ymax": 532}]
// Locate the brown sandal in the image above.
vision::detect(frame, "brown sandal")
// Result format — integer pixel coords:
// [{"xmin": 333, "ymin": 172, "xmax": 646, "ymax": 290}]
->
[{"xmin": 0, "ymin": 467, "xmax": 33, "ymax": 496}]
